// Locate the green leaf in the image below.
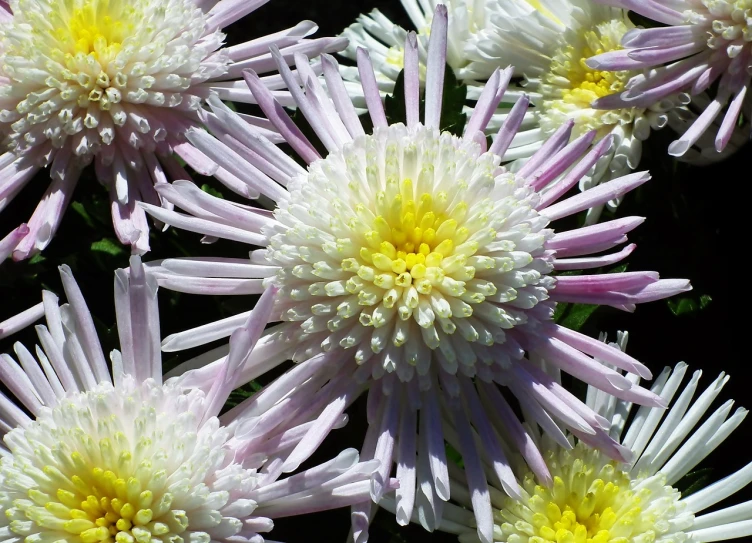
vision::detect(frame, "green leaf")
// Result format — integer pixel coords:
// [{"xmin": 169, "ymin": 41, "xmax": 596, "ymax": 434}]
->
[
  {"xmin": 667, "ymin": 294, "xmax": 712, "ymax": 316},
  {"xmin": 90, "ymin": 238, "xmax": 126, "ymax": 257},
  {"xmin": 71, "ymin": 201, "xmax": 96, "ymax": 229},
  {"xmin": 224, "ymin": 381, "xmax": 263, "ymax": 410},
  {"xmin": 559, "ymin": 304, "xmax": 599, "ymax": 331},
  {"xmin": 201, "ymin": 184, "xmax": 224, "ymax": 199},
  {"xmin": 28, "ymin": 254, "xmax": 46, "ymax": 265},
  {"xmin": 675, "ymin": 467, "xmax": 714, "ymax": 497}
]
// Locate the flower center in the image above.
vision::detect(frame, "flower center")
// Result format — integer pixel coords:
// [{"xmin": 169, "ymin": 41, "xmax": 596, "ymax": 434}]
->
[
  {"xmin": 0, "ymin": 0, "xmax": 228, "ymax": 157},
  {"xmin": 61, "ymin": 1, "xmax": 138, "ymax": 62},
  {"xmin": 499, "ymin": 444, "xmax": 691, "ymax": 543},
  {"xmin": 267, "ymin": 125, "xmax": 554, "ymax": 378},
  {"xmin": 1, "ymin": 378, "xmax": 252, "ymax": 543},
  {"xmin": 538, "ymin": 19, "xmax": 636, "ymax": 138}
]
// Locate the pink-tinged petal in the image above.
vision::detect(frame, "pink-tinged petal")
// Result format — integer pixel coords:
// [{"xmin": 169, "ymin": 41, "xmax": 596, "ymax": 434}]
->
[
  {"xmin": 58, "ymin": 265, "xmax": 110, "ymax": 384},
  {"xmin": 243, "ymin": 69, "xmax": 321, "ymax": 164},
  {"xmin": 140, "ymin": 202, "xmax": 267, "ymax": 246},
  {"xmin": 0, "ymin": 224, "xmax": 29, "ymax": 264},
  {"xmin": 517, "ymin": 120, "xmax": 574, "ymax": 180},
  {"xmin": 114, "ymin": 256, "xmax": 161, "ymax": 383},
  {"xmin": 202, "ymin": 286, "xmax": 277, "ymax": 423},
  {"xmin": 321, "ymin": 54, "xmax": 367, "ymax": 139},
  {"xmin": 489, "ymin": 94, "xmax": 529, "ymax": 157},
  {"xmin": 537, "ymin": 135, "xmax": 615, "ymax": 209},
  {"xmin": 546, "ymin": 216, "xmax": 644, "ymax": 256},
  {"xmin": 626, "ymin": 278, "xmax": 692, "ymax": 304},
  {"xmin": 716, "ymin": 85, "xmax": 748, "ymax": 152},
  {"xmin": 540, "ymin": 171, "xmax": 650, "ymax": 221},
  {"xmin": 424, "ymin": 4, "xmax": 448, "ymax": 130},
  {"xmin": 553, "ymin": 243, "xmax": 637, "ymax": 270},
  {"xmin": 464, "ymin": 68, "xmax": 511, "ymax": 140},
  {"xmin": 357, "ymin": 48, "xmax": 388, "ymax": 129},
  {"xmin": 204, "ymin": 0, "xmax": 270, "ymax": 34},
  {"xmin": 528, "ymin": 130, "xmax": 597, "ymax": 191},
  {"xmin": 586, "ymin": 49, "xmax": 654, "ymax": 71},
  {"xmin": 622, "ymin": 25, "xmax": 706, "ymax": 48},
  {"xmin": 225, "ymin": 20, "xmax": 318, "ymax": 62},
  {"xmin": 404, "ymin": 32, "xmax": 421, "ymax": 129}
]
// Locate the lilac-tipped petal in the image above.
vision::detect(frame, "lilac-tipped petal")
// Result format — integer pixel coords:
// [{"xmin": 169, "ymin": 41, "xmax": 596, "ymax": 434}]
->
[
  {"xmin": 551, "ymin": 325, "xmax": 652, "ymax": 379},
  {"xmin": 622, "ymin": 25, "xmax": 706, "ymax": 48},
  {"xmin": 58, "ymin": 265, "xmax": 110, "ymax": 384},
  {"xmin": 528, "ymin": 130, "xmax": 597, "ymax": 191},
  {"xmin": 424, "ymin": 4, "xmax": 448, "ymax": 130},
  {"xmin": 243, "ymin": 69, "xmax": 321, "ymax": 164},
  {"xmin": 448, "ymin": 399, "xmax": 494, "ymax": 543},
  {"xmin": 204, "ymin": 0, "xmax": 271, "ymax": 34},
  {"xmin": 668, "ymin": 96, "xmax": 725, "ymax": 157},
  {"xmin": 553, "ymin": 243, "xmax": 636, "ymax": 270},
  {"xmin": 540, "ymin": 171, "xmax": 651, "ymax": 221},
  {"xmin": 490, "ymin": 94, "xmax": 529, "ymax": 158},
  {"xmin": 404, "ymin": 32, "xmax": 421, "ymax": 128},
  {"xmin": 546, "ymin": 216, "xmax": 644, "ymax": 256},
  {"xmin": 357, "ymin": 48, "xmax": 388, "ymax": 129},
  {"xmin": 517, "ymin": 120, "xmax": 574, "ymax": 180},
  {"xmin": 626, "ymin": 278, "xmax": 692, "ymax": 304},
  {"xmin": 716, "ymin": 86, "xmax": 748, "ymax": 152},
  {"xmin": 321, "ymin": 54, "xmax": 366, "ymax": 139},
  {"xmin": 202, "ymin": 286, "xmax": 277, "ymax": 423},
  {"xmin": 0, "ymin": 224, "xmax": 29, "ymax": 264}
]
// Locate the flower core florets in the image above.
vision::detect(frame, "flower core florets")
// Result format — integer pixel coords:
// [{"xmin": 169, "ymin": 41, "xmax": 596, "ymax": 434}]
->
[
  {"xmin": 539, "ymin": 18, "xmax": 638, "ymax": 138},
  {"xmin": 498, "ymin": 443, "xmax": 692, "ymax": 543},
  {"xmin": 702, "ymin": 0, "xmax": 752, "ymax": 53},
  {"xmin": 266, "ymin": 124, "xmax": 555, "ymax": 380},
  {"xmin": 0, "ymin": 377, "xmax": 255, "ymax": 543}
]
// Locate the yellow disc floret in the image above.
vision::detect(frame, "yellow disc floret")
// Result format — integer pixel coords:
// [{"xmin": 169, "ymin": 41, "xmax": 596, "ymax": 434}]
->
[
  {"xmin": 538, "ymin": 18, "xmax": 638, "ymax": 138},
  {"xmin": 498, "ymin": 443, "xmax": 691, "ymax": 543}
]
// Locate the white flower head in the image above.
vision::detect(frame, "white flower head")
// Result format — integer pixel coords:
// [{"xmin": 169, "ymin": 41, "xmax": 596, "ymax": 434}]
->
[
  {"xmin": 427, "ymin": 334, "xmax": 752, "ymax": 543},
  {"xmin": 340, "ymin": 0, "xmax": 686, "ymax": 223},
  {"xmin": 140, "ymin": 7, "xmax": 691, "ymax": 543},
  {"xmin": 0, "ymin": 259, "xmax": 381, "ymax": 543},
  {"xmin": 0, "ymin": 0, "xmax": 345, "ymax": 260},
  {"xmin": 589, "ymin": 0, "xmax": 752, "ymax": 160}
]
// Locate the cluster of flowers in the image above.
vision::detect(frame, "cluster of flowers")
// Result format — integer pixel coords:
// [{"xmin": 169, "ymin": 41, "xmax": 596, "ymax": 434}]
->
[{"xmin": 0, "ymin": 1, "xmax": 747, "ymax": 543}]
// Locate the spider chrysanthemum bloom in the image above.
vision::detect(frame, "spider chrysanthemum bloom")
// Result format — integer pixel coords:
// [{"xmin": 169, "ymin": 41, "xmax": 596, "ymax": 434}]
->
[
  {"xmin": 0, "ymin": 0, "xmax": 345, "ymax": 260},
  {"xmin": 140, "ymin": 6, "xmax": 690, "ymax": 542},
  {"xmin": 421, "ymin": 333, "xmax": 752, "ymax": 543},
  {"xmin": 588, "ymin": 0, "xmax": 752, "ymax": 159},
  {"xmin": 0, "ymin": 260, "xmax": 383, "ymax": 543},
  {"xmin": 340, "ymin": 0, "xmax": 685, "ymax": 223}
]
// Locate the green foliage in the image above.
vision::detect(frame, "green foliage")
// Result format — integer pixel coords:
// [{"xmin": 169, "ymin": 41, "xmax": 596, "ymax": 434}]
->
[
  {"xmin": 91, "ymin": 238, "xmax": 126, "ymax": 257},
  {"xmin": 667, "ymin": 294, "xmax": 712, "ymax": 316},
  {"xmin": 675, "ymin": 467, "xmax": 714, "ymax": 497}
]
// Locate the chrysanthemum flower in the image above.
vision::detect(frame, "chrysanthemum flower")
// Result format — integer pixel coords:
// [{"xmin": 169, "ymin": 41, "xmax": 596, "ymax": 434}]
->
[
  {"xmin": 139, "ymin": 6, "xmax": 690, "ymax": 542},
  {"xmin": 340, "ymin": 0, "xmax": 684, "ymax": 223},
  {"xmin": 413, "ymin": 332, "xmax": 752, "ymax": 543},
  {"xmin": 588, "ymin": 0, "xmax": 752, "ymax": 158},
  {"xmin": 0, "ymin": 0, "xmax": 345, "ymax": 259},
  {"xmin": 0, "ymin": 259, "xmax": 383, "ymax": 543}
]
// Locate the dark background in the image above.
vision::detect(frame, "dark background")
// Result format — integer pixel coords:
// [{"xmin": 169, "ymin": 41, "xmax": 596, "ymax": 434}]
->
[{"xmin": 0, "ymin": 1, "xmax": 743, "ymax": 542}]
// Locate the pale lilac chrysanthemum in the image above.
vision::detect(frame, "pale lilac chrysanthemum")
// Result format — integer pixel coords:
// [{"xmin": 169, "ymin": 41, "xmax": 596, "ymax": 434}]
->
[
  {"xmin": 408, "ymin": 332, "xmax": 752, "ymax": 543},
  {"xmin": 0, "ymin": 0, "xmax": 345, "ymax": 261},
  {"xmin": 0, "ymin": 259, "xmax": 383, "ymax": 543},
  {"xmin": 340, "ymin": 0, "xmax": 687, "ymax": 224},
  {"xmin": 138, "ymin": 6, "xmax": 690, "ymax": 543},
  {"xmin": 588, "ymin": 0, "xmax": 752, "ymax": 158}
]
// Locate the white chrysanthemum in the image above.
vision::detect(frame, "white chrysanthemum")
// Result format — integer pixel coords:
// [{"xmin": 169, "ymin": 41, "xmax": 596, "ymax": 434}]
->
[
  {"xmin": 1, "ymin": 0, "xmax": 224, "ymax": 159},
  {"xmin": 268, "ymin": 123, "xmax": 553, "ymax": 380},
  {"xmin": 397, "ymin": 335, "xmax": 752, "ymax": 543},
  {"xmin": 588, "ymin": 0, "xmax": 752, "ymax": 160},
  {"xmin": 0, "ymin": 260, "xmax": 382, "ymax": 543},
  {"xmin": 499, "ymin": 443, "xmax": 692, "ymax": 543},
  {"xmin": 0, "ymin": 0, "xmax": 344, "ymax": 260},
  {"xmin": 140, "ymin": 11, "xmax": 691, "ymax": 541},
  {"xmin": 0, "ymin": 376, "xmax": 254, "ymax": 543},
  {"xmin": 341, "ymin": 0, "xmax": 685, "ymax": 223}
]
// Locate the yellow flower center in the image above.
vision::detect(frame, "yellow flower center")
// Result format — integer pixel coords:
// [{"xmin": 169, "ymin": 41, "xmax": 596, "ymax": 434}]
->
[
  {"xmin": 537, "ymin": 19, "xmax": 637, "ymax": 138},
  {"xmin": 499, "ymin": 444, "xmax": 689, "ymax": 543},
  {"xmin": 62, "ymin": 1, "xmax": 138, "ymax": 61},
  {"xmin": 34, "ymin": 456, "xmax": 177, "ymax": 543},
  {"xmin": 346, "ymin": 179, "xmax": 477, "ymax": 303}
]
